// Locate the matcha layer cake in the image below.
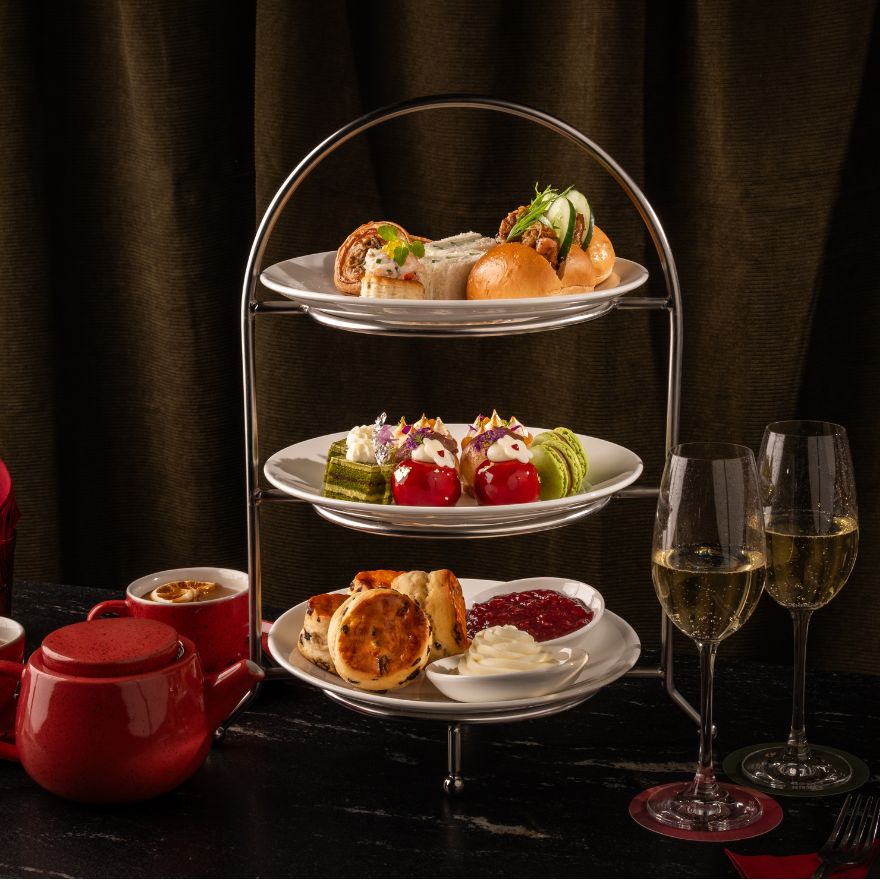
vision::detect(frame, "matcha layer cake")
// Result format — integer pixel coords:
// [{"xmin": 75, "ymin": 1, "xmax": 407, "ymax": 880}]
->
[{"xmin": 322, "ymin": 439, "xmax": 394, "ymax": 504}]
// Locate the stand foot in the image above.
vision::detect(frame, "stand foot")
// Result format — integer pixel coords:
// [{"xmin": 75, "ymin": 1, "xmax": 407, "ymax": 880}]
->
[{"xmin": 444, "ymin": 723, "xmax": 465, "ymax": 796}]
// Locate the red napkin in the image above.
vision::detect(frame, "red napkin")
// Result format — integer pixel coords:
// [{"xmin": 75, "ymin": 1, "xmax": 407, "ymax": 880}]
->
[
  {"xmin": 0, "ymin": 459, "xmax": 21, "ymax": 537},
  {"xmin": 726, "ymin": 847, "xmax": 877, "ymax": 878}
]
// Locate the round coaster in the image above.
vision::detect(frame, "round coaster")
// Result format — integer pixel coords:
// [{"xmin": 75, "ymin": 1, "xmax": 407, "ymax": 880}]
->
[
  {"xmin": 723, "ymin": 743, "xmax": 870, "ymax": 798},
  {"xmin": 629, "ymin": 783, "xmax": 783, "ymax": 841}
]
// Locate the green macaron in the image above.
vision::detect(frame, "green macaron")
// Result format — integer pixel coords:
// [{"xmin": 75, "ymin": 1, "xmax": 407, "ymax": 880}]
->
[
  {"xmin": 553, "ymin": 427, "xmax": 589, "ymax": 490},
  {"xmin": 530, "ymin": 443, "xmax": 571, "ymax": 500},
  {"xmin": 532, "ymin": 428, "xmax": 589, "ymax": 496}
]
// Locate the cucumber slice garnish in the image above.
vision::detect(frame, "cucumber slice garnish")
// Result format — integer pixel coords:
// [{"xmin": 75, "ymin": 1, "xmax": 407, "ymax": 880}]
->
[
  {"xmin": 582, "ymin": 210, "xmax": 594, "ymax": 249},
  {"xmin": 545, "ymin": 195, "xmax": 576, "ymax": 261},
  {"xmin": 566, "ymin": 189, "xmax": 593, "ymax": 248}
]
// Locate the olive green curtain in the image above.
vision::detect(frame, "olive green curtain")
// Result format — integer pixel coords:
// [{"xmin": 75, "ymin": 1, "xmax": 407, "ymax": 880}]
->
[{"xmin": 1, "ymin": 1, "xmax": 877, "ymax": 673}]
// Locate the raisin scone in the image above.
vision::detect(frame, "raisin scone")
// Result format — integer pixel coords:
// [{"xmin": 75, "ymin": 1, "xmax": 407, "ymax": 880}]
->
[
  {"xmin": 296, "ymin": 592, "xmax": 347, "ymax": 672},
  {"xmin": 327, "ymin": 588, "xmax": 432, "ymax": 691},
  {"xmin": 391, "ymin": 569, "xmax": 469, "ymax": 661},
  {"xmin": 349, "ymin": 569, "xmax": 405, "ymax": 593}
]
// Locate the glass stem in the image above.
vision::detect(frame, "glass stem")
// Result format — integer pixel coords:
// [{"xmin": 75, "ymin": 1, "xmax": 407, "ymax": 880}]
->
[
  {"xmin": 786, "ymin": 608, "xmax": 813, "ymax": 763},
  {"xmin": 690, "ymin": 640, "xmax": 721, "ymax": 800}
]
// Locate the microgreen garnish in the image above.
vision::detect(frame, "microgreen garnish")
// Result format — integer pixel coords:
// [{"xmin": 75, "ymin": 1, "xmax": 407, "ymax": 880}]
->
[
  {"xmin": 506, "ymin": 183, "xmax": 573, "ymax": 241},
  {"xmin": 377, "ymin": 224, "xmax": 401, "ymax": 242},
  {"xmin": 377, "ymin": 224, "xmax": 425, "ymax": 265}
]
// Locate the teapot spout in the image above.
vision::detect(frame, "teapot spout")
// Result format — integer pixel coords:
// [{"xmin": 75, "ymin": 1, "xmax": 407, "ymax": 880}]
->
[{"xmin": 204, "ymin": 659, "xmax": 264, "ymax": 730}]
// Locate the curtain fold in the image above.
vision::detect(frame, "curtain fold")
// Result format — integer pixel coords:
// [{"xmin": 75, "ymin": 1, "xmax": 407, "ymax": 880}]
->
[{"xmin": 1, "ymin": 1, "xmax": 877, "ymax": 672}]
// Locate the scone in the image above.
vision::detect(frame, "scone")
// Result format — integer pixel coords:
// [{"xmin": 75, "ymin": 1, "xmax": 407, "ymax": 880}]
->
[
  {"xmin": 391, "ymin": 569, "xmax": 469, "ymax": 661},
  {"xmin": 328, "ymin": 588, "xmax": 432, "ymax": 691},
  {"xmin": 296, "ymin": 592, "xmax": 347, "ymax": 672},
  {"xmin": 349, "ymin": 569, "xmax": 406, "ymax": 593}
]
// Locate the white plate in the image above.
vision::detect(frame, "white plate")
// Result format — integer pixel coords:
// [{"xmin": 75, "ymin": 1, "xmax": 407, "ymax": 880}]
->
[
  {"xmin": 260, "ymin": 251, "xmax": 648, "ymax": 336},
  {"xmin": 264, "ymin": 425, "xmax": 642, "ymax": 530},
  {"xmin": 266, "ymin": 578, "xmax": 641, "ymax": 716}
]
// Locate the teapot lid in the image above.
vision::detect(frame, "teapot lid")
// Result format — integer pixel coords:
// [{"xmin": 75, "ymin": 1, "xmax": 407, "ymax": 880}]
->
[{"xmin": 41, "ymin": 618, "xmax": 183, "ymax": 678}]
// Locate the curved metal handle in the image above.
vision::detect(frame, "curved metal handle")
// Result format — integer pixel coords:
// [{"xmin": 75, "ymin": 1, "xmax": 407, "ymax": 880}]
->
[
  {"xmin": 241, "ymin": 93, "xmax": 682, "ymax": 434},
  {"xmin": 240, "ymin": 94, "xmax": 684, "ymax": 667}
]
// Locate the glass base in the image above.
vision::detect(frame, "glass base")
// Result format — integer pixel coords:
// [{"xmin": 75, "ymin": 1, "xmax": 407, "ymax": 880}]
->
[
  {"xmin": 740, "ymin": 744, "xmax": 853, "ymax": 792},
  {"xmin": 645, "ymin": 781, "xmax": 764, "ymax": 832}
]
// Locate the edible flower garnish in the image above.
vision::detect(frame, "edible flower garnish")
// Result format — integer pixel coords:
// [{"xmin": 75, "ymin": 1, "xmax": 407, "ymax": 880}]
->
[
  {"xmin": 462, "ymin": 410, "xmax": 532, "ymax": 449},
  {"xmin": 377, "ymin": 224, "xmax": 426, "ymax": 266},
  {"xmin": 505, "ymin": 184, "xmax": 572, "ymax": 241}
]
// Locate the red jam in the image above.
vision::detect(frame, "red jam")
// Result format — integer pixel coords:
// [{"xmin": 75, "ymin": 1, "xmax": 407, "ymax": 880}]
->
[{"xmin": 467, "ymin": 589, "xmax": 593, "ymax": 642}]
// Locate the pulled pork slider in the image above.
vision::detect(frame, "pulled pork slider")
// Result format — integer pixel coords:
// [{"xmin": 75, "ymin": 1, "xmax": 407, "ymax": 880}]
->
[{"xmin": 467, "ymin": 185, "xmax": 615, "ymax": 299}]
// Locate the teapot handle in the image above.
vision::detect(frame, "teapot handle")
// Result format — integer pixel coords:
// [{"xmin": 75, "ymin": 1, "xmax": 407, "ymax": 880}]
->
[
  {"xmin": 0, "ymin": 660, "xmax": 23, "ymax": 763},
  {"xmin": 87, "ymin": 599, "xmax": 130, "ymax": 621}
]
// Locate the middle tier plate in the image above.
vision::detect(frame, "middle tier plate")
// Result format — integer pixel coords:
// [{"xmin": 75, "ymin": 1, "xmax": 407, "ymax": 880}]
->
[{"xmin": 264, "ymin": 426, "xmax": 643, "ymax": 538}]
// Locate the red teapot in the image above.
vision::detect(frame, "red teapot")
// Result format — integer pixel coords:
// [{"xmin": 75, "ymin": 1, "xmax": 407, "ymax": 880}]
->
[{"xmin": 0, "ymin": 616, "xmax": 263, "ymax": 803}]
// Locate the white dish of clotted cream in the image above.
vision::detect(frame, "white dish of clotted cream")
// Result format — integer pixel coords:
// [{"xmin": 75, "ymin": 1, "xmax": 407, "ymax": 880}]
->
[{"xmin": 426, "ymin": 625, "xmax": 589, "ymax": 702}]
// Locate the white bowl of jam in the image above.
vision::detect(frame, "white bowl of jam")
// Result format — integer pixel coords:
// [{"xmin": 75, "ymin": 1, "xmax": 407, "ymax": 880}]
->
[{"xmin": 466, "ymin": 577, "xmax": 604, "ymax": 647}]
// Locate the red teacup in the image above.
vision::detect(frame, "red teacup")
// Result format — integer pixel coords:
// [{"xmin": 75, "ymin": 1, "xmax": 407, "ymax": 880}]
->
[
  {"xmin": 88, "ymin": 567, "xmax": 249, "ymax": 673},
  {"xmin": 0, "ymin": 616, "xmax": 25, "ymax": 736}
]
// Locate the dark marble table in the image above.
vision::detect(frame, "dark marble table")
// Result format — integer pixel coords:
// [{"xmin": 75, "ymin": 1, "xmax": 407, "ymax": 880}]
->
[{"xmin": 1, "ymin": 580, "xmax": 877, "ymax": 878}]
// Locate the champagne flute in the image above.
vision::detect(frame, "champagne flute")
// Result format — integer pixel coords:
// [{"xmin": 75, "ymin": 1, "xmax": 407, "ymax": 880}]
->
[
  {"xmin": 645, "ymin": 442, "xmax": 767, "ymax": 831},
  {"xmin": 740, "ymin": 421, "xmax": 859, "ymax": 792}
]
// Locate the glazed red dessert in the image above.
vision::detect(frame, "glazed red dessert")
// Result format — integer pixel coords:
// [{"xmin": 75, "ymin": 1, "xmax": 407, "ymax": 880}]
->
[
  {"xmin": 473, "ymin": 459, "xmax": 540, "ymax": 506},
  {"xmin": 467, "ymin": 589, "xmax": 593, "ymax": 641},
  {"xmin": 392, "ymin": 459, "xmax": 461, "ymax": 506}
]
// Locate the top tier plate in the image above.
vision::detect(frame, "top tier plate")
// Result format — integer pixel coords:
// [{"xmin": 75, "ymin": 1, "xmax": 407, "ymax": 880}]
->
[{"xmin": 259, "ymin": 251, "xmax": 649, "ymax": 338}]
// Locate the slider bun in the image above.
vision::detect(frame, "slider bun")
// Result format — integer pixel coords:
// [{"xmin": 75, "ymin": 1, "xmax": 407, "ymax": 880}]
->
[
  {"xmin": 466, "ymin": 242, "xmax": 597, "ymax": 300},
  {"xmin": 328, "ymin": 588, "xmax": 432, "ymax": 691},
  {"xmin": 589, "ymin": 226, "xmax": 615, "ymax": 285}
]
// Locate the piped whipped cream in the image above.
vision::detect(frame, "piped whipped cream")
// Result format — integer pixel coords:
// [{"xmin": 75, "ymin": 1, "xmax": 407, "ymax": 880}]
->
[
  {"xmin": 458, "ymin": 625, "xmax": 555, "ymax": 676},
  {"xmin": 487, "ymin": 433, "xmax": 533, "ymax": 464},
  {"xmin": 345, "ymin": 424, "xmax": 377, "ymax": 463},
  {"xmin": 411, "ymin": 437, "xmax": 456, "ymax": 467}
]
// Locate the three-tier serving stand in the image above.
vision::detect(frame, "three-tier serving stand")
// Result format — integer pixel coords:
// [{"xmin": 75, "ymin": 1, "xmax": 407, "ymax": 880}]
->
[{"xmin": 235, "ymin": 96, "xmax": 691, "ymax": 793}]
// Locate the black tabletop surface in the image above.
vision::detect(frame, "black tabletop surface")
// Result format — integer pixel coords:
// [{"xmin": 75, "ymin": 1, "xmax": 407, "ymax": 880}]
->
[{"xmin": 1, "ymin": 580, "xmax": 877, "ymax": 879}]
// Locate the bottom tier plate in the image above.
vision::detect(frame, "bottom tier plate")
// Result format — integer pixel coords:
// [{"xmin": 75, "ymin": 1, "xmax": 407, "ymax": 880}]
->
[{"xmin": 266, "ymin": 578, "xmax": 641, "ymax": 721}]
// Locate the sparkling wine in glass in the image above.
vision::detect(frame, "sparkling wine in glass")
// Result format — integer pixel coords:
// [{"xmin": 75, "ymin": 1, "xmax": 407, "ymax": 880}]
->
[
  {"xmin": 740, "ymin": 420, "xmax": 859, "ymax": 792},
  {"xmin": 644, "ymin": 442, "xmax": 767, "ymax": 832}
]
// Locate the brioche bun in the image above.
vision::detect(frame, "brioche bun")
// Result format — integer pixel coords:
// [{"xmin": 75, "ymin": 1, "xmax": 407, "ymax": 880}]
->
[
  {"xmin": 466, "ymin": 242, "xmax": 597, "ymax": 300},
  {"xmin": 588, "ymin": 226, "xmax": 615, "ymax": 285}
]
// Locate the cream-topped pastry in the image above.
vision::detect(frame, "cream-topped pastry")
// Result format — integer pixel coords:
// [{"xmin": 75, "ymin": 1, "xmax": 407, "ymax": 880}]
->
[{"xmin": 460, "ymin": 410, "xmax": 533, "ymax": 496}]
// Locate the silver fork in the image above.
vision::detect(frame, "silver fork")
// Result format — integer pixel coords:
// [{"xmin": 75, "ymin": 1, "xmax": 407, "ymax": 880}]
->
[{"xmin": 812, "ymin": 793, "xmax": 880, "ymax": 878}]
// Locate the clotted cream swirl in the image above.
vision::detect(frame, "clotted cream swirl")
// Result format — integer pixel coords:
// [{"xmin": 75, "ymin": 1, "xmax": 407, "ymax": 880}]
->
[{"xmin": 458, "ymin": 625, "xmax": 555, "ymax": 675}]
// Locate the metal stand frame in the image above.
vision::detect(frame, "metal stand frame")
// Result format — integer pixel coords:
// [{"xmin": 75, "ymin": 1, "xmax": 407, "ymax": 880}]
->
[{"xmin": 235, "ymin": 95, "xmax": 694, "ymax": 790}]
